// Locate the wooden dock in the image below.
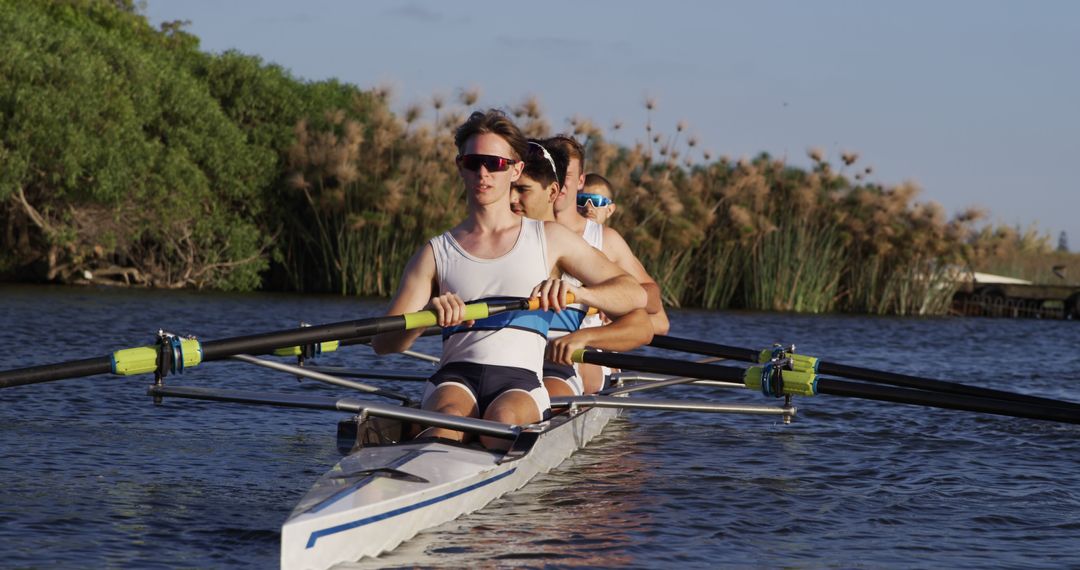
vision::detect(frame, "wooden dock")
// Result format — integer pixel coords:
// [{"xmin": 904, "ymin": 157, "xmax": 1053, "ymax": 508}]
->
[{"xmin": 953, "ymin": 281, "xmax": 1080, "ymax": 319}]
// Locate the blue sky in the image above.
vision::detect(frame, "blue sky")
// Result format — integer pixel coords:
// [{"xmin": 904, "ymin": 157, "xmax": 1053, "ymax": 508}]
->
[{"xmin": 146, "ymin": 0, "xmax": 1079, "ymax": 251}]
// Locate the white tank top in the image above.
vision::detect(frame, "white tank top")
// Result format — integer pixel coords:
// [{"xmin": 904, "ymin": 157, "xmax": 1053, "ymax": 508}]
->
[
  {"xmin": 580, "ymin": 221, "xmax": 605, "ymax": 329},
  {"xmin": 550, "ymin": 220, "xmax": 605, "ymax": 336},
  {"xmin": 582, "ymin": 219, "xmax": 604, "ymax": 250},
  {"xmin": 430, "ymin": 218, "xmax": 551, "ymax": 376}
]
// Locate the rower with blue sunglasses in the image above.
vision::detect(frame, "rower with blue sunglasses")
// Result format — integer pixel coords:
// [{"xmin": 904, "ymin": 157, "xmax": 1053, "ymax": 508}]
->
[{"xmin": 578, "ymin": 173, "xmax": 617, "ymax": 226}]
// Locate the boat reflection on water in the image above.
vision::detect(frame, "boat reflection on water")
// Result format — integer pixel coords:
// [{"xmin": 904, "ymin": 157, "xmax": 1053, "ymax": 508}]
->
[{"xmin": 342, "ymin": 417, "xmax": 653, "ymax": 568}]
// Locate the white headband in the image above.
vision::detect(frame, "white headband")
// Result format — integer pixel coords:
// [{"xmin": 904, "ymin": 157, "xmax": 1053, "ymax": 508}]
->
[{"xmin": 528, "ymin": 141, "xmax": 558, "ymax": 181}]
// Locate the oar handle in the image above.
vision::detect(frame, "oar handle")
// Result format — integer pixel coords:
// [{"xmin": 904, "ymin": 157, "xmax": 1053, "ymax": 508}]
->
[
  {"xmin": 525, "ymin": 292, "xmax": 576, "ymax": 311},
  {"xmin": 572, "ymin": 349, "xmax": 746, "ymax": 383},
  {"xmin": 397, "ymin": 293, "xmax": 575, "ymax": 328}
]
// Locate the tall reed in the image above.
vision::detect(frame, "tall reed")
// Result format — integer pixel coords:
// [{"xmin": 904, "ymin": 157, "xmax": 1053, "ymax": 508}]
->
[{"xmin": 270, "ymin": 90, "xmax": 1059, "ymax": 316}]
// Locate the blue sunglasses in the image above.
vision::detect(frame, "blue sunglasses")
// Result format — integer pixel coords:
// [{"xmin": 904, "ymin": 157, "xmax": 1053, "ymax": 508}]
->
[{"xmin": 577, "ymin": 193, "xmax": 613, "ymax": 208}]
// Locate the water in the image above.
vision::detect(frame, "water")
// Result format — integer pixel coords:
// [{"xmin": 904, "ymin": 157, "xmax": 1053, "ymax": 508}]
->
[{"xmin": 1, "ymin": 284, "xmax": 1078, "ymax": 569}]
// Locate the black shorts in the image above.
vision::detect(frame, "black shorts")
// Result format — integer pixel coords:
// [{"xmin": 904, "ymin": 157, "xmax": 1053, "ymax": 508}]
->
[
  {"xmin": 542, "ymin": 361, "xmax": 576, "ymax": 380},
  {"xmin": 423, "ymin": 362, "xmax": 550, "ymax": 418},
  {"xmin": 542, "ymin": 361, "xmax": 583, "ymax": 395}
]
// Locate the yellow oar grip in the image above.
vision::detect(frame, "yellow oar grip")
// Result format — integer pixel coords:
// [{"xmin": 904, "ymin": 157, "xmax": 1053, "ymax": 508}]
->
[
  {"xmin": 571, "ymin": 349, "xmax": 587, "ymax": 363},
  {"xmin": 407, "ymin": 294, "xmax": 579, "ymax": 327},
  {"xmin": 402, "ymin": 303, "xmax": 495, "ymax": 329}
]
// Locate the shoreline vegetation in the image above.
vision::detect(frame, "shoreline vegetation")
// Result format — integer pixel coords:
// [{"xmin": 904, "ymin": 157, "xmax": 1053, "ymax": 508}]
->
[{"xmin": 2, "ymin": 1, "xmax": 1076, "ymax": 315}]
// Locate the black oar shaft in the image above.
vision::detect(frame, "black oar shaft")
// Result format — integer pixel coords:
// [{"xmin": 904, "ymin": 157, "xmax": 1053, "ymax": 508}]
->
[
  {"xmin": 339, "ymin": 326, "xmax": 441, "ymax": 348},
  {"xmin": 579, "ymin": 351, "xmax": 747, "ymax": 383},
  {"xmin": 0, "ymin": 317, "xmax": 409, "ymax": 388},
  {"xmin": 0, "ymin": 300, "xmax": 531, "ymax": 388},
  {"xmin": 817, "ymin": 378, "xmax": 1080, "ymax": 425},
  {"xmin": 812, "ymin": 361, "xmax": 1080, "ymax": 410},
  {"xmin": 649, "ymin": 335, "xmax": 759, "ymax": 362},
  {"xmin": 198, "ymin": 317, "xmax": 409, "ymax": 361},
  {"xmin": 578, "ymin": 350, "xmax": 1080, "ymax": 425},
  {"xmin": 649, "ymin": 335, "xmax": 1080, "ymax": 413},
  {"xmin": 0, "ymin": 357, "xmax": 113, "ymax": 389}
]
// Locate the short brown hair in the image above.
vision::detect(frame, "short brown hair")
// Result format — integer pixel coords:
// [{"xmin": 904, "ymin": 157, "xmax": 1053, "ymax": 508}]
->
[
  {"xmin": 454, "ymin": 109, "xmax": 529, "ymax": 161},
  {"xmin": 583, "ymin": 173, "xmax": 614, "ymax": 198},
  {"xmin": 543, "ymin": 134, "xmax": 586, "ymax": 172}
]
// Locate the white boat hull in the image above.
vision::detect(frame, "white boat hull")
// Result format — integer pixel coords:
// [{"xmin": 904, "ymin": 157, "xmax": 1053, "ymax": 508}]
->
[{"xmin": 281, "ymin": 404, "xmax": 618, "ymax": 570}]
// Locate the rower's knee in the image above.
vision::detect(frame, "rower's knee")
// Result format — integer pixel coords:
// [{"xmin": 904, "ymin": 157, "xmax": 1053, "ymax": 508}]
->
[
  {"xmin": 484, "ymin": 391, "xmax": 542, "ymax": 426},
  {"xmin": 479, "ymin": 434, "xmax": 511, "ymax": 451},
  {"xmin": 485, "ymin": 406, "xmax": 524, "ymax": 426},
  {"xmin": 580, "ymin": 364, "xmax": 604, "ymax": 394},
  {"xmin": 433, "ymin": 403, "xmax": 475, "ymax": 418},
  {"xmin": 422, "ymin": 384, "xmax": 478, "ymax": 418},
  {"xmin": 417, "ymin": 426, "xmax": 467, "ymax": 442},
  {"xmin": 543, "ymin": 377, "xmax": 575, "ymax": 398},
  {"xmin": 479, "ymin": 393, "xmax": 541, "ymax": 451}
]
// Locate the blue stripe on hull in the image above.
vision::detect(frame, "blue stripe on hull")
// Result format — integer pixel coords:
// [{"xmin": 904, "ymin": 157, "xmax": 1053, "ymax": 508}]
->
[{"xmin": 305, "ymin": 467, "xmax": 518, "ymax": 548}]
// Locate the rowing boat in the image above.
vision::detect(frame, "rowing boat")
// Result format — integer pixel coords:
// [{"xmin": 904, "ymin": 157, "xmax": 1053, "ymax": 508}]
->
[
  {"xmin": 148, "ymin": 361, "xmax": 783, "ymax": 569},
  {"xmin": 264, "ymin": 366, "xmax": 790, "ymax": 568},
  {"xmin": 282, "ymin": 397, "xmax": 619, "ymax": 569}
]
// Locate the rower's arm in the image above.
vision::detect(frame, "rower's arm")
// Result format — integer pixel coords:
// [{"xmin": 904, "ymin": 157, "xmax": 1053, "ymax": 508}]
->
[
  {"xmin": 546, "ymin": 308, "xmax": 653, "ymax": 365},
  {"xmin": 545, "ymin": 222, "xmax": 646, "ymax": 317},
  {"xmin": 372, "ymin": 243, "xmax": 438, "ymax": 355},
  {"xmin": 602, "ymin": 226, "xmax": 671, "ymax": 334},
  {"xmin": 648, "ymin": 309, "xmax": 671, "ymax": 336}
]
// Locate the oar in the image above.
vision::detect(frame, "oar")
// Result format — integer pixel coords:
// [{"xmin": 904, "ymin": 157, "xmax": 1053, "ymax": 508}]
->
[
  {"xmin": 340, "ymin": 325, "xmax": 440, "ymax": 343},
  {"xmin": 0, "ymin": 297, "xmax": 554, "ymax": 389},
  {"xmin": 649, "ymin": 335, "xmax": 1080, "ymax": 413},
  {"xmin": 572, "ymin": 350, "xmax": 1080, "ymax": 425}
]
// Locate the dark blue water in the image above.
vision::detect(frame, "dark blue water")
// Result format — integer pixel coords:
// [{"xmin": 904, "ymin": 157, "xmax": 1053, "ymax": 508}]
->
[{"xmin": 1, "ymin": 284, "xmax": 1078, "ymax": 569}]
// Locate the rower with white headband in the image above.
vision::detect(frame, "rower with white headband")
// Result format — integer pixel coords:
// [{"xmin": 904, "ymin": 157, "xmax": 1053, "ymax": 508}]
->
[
  {"xmin": 509, "ymin": 140, "xmax": 653, "ymax": 398},
  {"xmin": 543, "ymin": 135, "xmax": 671, "ymax": 394}
]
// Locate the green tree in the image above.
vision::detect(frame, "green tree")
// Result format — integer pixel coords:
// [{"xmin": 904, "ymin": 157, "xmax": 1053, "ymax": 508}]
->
[{"xmin": 0, "ymin": 0, "xmax": 273, "ymax": 289}]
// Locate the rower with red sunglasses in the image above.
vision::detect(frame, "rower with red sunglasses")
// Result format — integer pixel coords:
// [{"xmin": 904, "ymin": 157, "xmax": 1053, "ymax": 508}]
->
[
  {"xmin": 373, "ymin": 110, "xmax": 646, "ymax": 450},
  {"xmin": 542, "ymin": 135, "xmax": 671, "ymax": 394}
]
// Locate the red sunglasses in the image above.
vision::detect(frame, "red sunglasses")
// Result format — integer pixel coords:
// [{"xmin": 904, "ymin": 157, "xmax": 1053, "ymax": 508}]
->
[{"xmin": 457, "ymin": 154, "xmax": 518, "ymax": 172}]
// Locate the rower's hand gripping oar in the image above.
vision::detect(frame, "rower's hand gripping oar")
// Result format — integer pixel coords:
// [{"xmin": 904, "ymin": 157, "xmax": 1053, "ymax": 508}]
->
[
  {"xmin": 0, "ymin": 296, "xmax": 570, "ymax": 389},
  {"xmin": 571, "ymin": 348, "xmax": 1080, "ymax": 425},
  {"xmin": 648, "ymin": 334, "xmax": 1080, "ymax": 414}
]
